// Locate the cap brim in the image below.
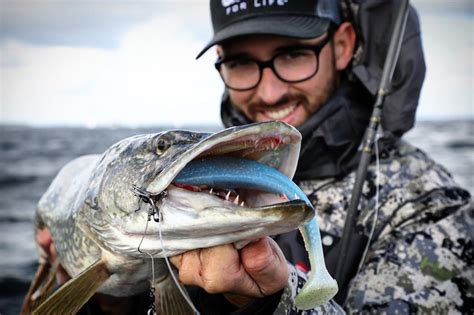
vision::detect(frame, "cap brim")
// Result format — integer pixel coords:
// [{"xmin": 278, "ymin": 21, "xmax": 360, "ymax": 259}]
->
[{"xmin": 196, "ymin": 16, "xmax": 330, "ymax": 59}]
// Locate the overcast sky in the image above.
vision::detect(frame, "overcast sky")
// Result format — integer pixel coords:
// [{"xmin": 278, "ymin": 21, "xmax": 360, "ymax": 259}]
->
[{"xmin": 0, "ymin": 0, "xmax": 472, "ymax": 127}]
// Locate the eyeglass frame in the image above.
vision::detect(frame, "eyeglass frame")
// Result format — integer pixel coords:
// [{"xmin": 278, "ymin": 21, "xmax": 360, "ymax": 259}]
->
[{"xmin": 214, "ymin": 31, "xmax": 334, "ymax": 91}]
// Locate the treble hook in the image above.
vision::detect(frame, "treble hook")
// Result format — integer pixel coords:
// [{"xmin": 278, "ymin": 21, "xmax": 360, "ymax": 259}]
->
[
  {"xmin": 147, "ymin": 287, "xmax": 157, "ymax": 315},
  {"xmin": 130, "ymin": 185, "xmax": 167, "ymax": 222}
]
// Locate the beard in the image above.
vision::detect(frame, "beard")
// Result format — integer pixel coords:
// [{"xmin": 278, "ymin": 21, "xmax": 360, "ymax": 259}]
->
[{"xmin": 229, "ymin": 46, "xmax": 340, "ymax": 126}]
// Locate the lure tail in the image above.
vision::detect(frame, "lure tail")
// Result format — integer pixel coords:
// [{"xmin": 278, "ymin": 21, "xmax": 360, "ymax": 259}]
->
[{"xmin": 294, "ymin": 221, "xmax": 338, "ymax": 309}]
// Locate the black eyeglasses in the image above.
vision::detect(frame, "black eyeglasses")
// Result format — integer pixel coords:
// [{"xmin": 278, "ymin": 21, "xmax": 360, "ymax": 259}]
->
[{"xmin": 215, "ymin": 34, "xmax": 332, "ymax": 91}]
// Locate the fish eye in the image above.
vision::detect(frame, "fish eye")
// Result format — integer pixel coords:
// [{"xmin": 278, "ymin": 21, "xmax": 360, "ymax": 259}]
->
[
  {"xmin": 155, "ymin": 138, "xmax": 171, "ymax": 155},
  {"xmin": 191, "ymin": 133, "xmax": 204, "ymax": 141}
]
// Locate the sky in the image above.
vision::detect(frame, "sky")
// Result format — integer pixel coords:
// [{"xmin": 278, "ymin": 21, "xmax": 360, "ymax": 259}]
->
[{"xmin": 0, "ymin": 0, "xmax": 472, "ymax": 128}]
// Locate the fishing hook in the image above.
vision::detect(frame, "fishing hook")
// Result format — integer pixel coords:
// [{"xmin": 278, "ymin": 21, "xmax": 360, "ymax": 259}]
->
[{"xmin": 130, "ymin": 185, "xmax": 167, "ymax": 222}]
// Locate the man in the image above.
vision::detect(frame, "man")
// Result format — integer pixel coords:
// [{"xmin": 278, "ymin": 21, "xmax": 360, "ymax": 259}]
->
[
  {"xmin": 29, "ymin": 1, "xmax": 472, "ymax": 314},
  {"xmin": 170, "ymin": 0, "xmax": 473, "ymax": 314}
]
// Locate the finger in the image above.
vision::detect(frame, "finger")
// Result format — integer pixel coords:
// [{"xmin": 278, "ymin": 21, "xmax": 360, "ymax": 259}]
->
[
  {"xmin": 174, "ymin": 249, "xmax": 204, "ymax": 288},
  {"xmin": 49, "ymin": 242, "xmax": 58, "ymax": 261},
  {"xmin": 169, "ymin": 254, "xmax": 182, "ymax": 269},
  {"xmin": 36, "ymin": 228, "xmax": 53, "ymax": 258},
  {"xmin": 240, "ymin": 237, "xmax": 288, "ymax": 296},
  {"xmin": 199, "ymin": 244, "xmax": 242, "ymax": 294},
  {"xmin": 36, "ymin": 228, "xmax": 59, "ymax": 265},
  {"xmin": 56, "ymin": 263, "xmax": 71, "ymax": 284},
  {"xmin": 198, "ymin": 243, "xmax": 267, "ymax": 297}
]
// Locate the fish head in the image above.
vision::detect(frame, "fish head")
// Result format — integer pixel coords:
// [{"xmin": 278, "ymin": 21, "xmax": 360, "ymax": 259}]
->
[
  {"xmin": 84, "ymin": 130, "xmax": 210, "ymax": 219},
  {"xmin": 81, "ymin": 121, "xmax": 313, "ymax": 257}
]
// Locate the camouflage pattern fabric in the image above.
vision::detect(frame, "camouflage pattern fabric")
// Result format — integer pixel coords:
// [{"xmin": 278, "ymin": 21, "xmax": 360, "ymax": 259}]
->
[{"xmin": 276, "ymin": 140, "xmax": 473, "ymax": 314}]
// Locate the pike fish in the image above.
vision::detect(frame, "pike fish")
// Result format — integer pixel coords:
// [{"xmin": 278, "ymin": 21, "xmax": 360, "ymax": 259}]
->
[{"xmin": 23, "ymin": 121, "xmax": 337, "ymax": 314}]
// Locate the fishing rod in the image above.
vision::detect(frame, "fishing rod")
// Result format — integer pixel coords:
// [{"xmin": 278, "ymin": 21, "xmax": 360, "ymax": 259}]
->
[{"xmin": 334, "ymin": 0, "xmax": 410, "ymax": 290}]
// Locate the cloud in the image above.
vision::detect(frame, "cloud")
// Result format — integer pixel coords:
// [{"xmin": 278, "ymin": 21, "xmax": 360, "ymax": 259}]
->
[
  {"xmin": 416, "ymin": 11, "xmax": 473, "ymax": 120},
  {"xmin": 0, "ymin": 1, "xmax": 472, "ymax": 127},
  {"xmin": 0, "ymin": 1, "xmax": 211, "ymax": 48},
  {"xmin": 1, "ymin": 10, "xmax": 223, "ymax": 127},
  {"xmin": 411, "ymin": 0, "xmax": 473, "ymax": 13}
]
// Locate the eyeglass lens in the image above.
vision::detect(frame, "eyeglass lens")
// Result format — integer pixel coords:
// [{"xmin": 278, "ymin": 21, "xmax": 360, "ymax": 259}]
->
[{"xmin": 219, "ymin": 48, "xmax": 319, "ymax": 90}]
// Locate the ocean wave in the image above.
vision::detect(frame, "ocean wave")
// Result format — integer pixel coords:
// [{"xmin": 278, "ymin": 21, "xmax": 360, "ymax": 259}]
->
[
  {"xmin": 0, "ymin": 276, "xmax": 33, "ymax": 315},
  {"xmin": 447, "ymin": 140, "xmax": 474, "ymax": 149},
  {"xmin": 0, "ymin": 276, "xmax": 31, "ymax": 296},
  {"xmin": 0, "ymin": 216, "xmax": 33, "ymax": 223},
  {"xmin": 0, "ymin": 140, "xmax": 18, "ymax": 151},
  {"xmin": 0, "ymin": 174, "xmax": 37, "ymax": 188}
]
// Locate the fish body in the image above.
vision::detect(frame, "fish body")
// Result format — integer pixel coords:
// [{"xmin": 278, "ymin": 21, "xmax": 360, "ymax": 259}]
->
[{"xmin": 30, "ymin": 121, "xmax": 336, "ymax": 313}]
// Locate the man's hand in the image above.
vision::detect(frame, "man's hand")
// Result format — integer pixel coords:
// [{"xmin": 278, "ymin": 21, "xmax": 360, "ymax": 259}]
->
[
  {"xmin": 170, "ymin": 237, "xmax": 289, "ymax": 307},
  {"xmin": 35, "ymin": 228, "xmax": 134, "ymax": 314}
]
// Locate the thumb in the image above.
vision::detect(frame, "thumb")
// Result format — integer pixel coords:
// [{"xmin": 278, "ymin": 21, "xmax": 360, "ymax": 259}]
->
[
  {"xmin": 240, "ymin": 237, "xmax": 288, "ymax": 296},
  {"xmin": 169, "ymin": 254, "xmax": 183, "ymax": 269}
]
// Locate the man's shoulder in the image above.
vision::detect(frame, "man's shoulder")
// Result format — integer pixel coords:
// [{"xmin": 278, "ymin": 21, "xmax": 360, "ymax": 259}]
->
[
  {"xmin": 299, "ymin": 139, "xmax": 471, "ymax": 232},
  {"xmin": 302, "ymin": 139, "xmax": 466, "ymax": 196},
  {"xmin": 377, "ymin": 139, "xmax": 467, "ymax": 196}
]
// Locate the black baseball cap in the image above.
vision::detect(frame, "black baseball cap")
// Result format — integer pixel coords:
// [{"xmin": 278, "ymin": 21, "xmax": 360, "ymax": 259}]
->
[{"xmin": 196, "ymin": 0, "xmax": 342, "ymax": 59}]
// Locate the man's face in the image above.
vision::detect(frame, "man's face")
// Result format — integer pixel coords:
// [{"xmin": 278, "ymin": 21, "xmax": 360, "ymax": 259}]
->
[{"xmin": 219, "ymin": 33, "xmax": 338, "ymax": 128}]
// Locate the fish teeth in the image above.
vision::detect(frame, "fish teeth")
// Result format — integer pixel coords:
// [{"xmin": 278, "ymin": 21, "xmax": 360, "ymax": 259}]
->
[
  {"xmin": 240, "ymin": 201, "xmax": 245, "ymax": 207},
  {"xmin": 206, "ymin": 188, "xmax": 243, "ymax": 205}
]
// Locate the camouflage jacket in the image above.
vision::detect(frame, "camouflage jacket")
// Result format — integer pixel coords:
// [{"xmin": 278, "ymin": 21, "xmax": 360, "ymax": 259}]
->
[{"xmin": 276, "ymin": 140, "xmax": 473, "ymax": 314}]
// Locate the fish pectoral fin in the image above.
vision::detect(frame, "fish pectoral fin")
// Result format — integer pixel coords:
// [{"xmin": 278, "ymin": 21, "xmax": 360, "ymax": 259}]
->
[
  {"xmin": 154, "ymin": 271, "xmax": 195, "ymax": 315},
  {"xmin": 32, "ymin": 259, "xmax": 110, "ymax": 315},
  {"xmin": 21, "ymin": 259, "xmax": 57, "ymax": 314}
]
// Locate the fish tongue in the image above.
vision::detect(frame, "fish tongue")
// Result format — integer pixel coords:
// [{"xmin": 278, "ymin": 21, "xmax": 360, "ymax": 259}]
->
[{"xmin": 174, "ymin": 156, "xmax": 311, "ymax": 207}]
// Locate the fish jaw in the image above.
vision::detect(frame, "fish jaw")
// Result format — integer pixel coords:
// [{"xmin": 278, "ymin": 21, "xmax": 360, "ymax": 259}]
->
[
  {"xmin": 84, "ymin": 121, "xmax": 301, "ymax": 226},
  {"xmin": 94, "ymin": 185, "xmax": 314, "ymax": 257}
]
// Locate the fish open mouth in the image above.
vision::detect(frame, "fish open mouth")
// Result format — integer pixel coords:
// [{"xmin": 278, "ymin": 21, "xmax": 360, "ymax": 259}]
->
[
  {"xmin": 164, "ymin": 183, "xmax": 291, "ymax": 213},
  {"xmin": 151, "ymin": 121, "xmax": 304, "ymax": 213},
  {"xmin": 105, "ymin": 122, "xmax": 313, "ymax": 256},
  {"xmin": 171, "ymin": 183, "xmax": 293, "ymax": 208},
  {"xmin": 172, "ymin": 184, "xmax": 254, "ymax": 207},
  {"xmin": 147, "ymin": 121, "xmax": 302, "ymax": 198}
]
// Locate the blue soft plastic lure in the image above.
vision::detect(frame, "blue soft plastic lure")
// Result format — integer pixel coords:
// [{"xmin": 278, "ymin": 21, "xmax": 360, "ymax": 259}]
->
[{"xmin": 175, "ymin": 156, "xmax": 338, "ymax": 309}]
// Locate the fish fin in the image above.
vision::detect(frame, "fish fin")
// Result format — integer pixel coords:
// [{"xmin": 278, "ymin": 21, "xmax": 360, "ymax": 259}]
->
[
  {"xmin": 154, "ymin": 272, "xmax": 195, "ymax": 315},
  {"xmin": 32, "ymin": 260, "xmax": 60, "ymax": 308},
  {"xmin": 21, "ymin": 260, "xmax": 52, "ymax": 314},
  {"xmin": 32, "ymin": 259, "xmax": 109, "ymax": 315},
  {"xmin": 21, "ymin": 260, "xmax": 59, "ymax": 314}
]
